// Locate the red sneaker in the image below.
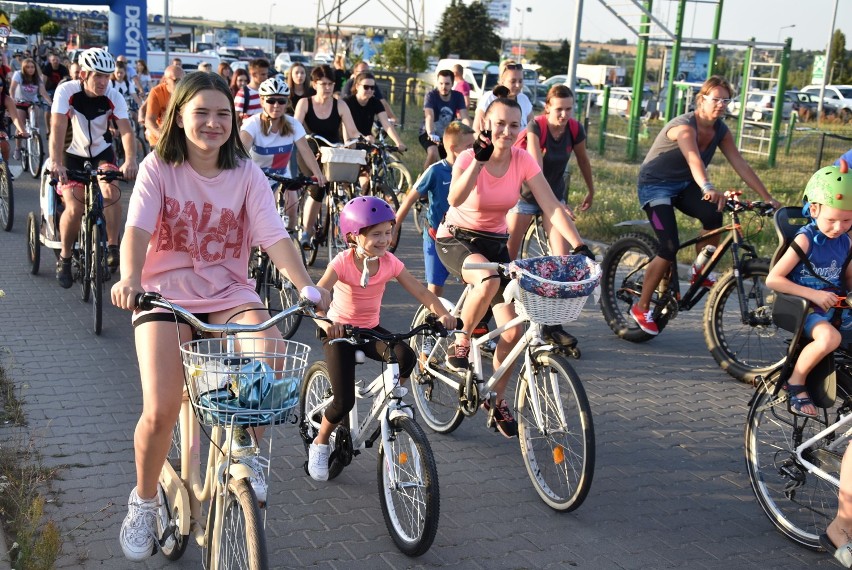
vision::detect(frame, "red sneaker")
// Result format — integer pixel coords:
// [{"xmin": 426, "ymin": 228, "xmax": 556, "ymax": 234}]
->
[
  {"xmin": 689, "ymin": 264, "xmax": 718, "ymax": 288},
  {"xmin": 630, "ymin": 304, "xmax": 659, "ymax": 335}
]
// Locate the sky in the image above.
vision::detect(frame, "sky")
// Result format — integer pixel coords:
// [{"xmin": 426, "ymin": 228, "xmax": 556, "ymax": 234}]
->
[{"xmin": 44, "ymin": 1, "xmax": 848, "ymax": 52}]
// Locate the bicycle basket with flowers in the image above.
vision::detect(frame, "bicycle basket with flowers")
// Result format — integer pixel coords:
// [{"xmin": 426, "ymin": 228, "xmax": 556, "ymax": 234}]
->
[{"xmin": 506, "ymin": 255, "xmax": 601, "ymax": 325}]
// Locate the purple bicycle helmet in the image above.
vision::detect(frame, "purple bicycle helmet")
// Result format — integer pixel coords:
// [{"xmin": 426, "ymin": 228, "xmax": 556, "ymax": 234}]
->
[{"xmin": 339, "ymin": 196, "xmax": 395, "ymax": 238}]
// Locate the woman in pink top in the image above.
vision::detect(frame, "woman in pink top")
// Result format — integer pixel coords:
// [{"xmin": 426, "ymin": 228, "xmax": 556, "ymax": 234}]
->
[
  {"xmin": 306, "ymin": 196, "xmax": 454, "ymax": 482},
  {"xmin": 435, "ymin": 97, "xmax": 592, "ymax": 438},
  {"xmin": 109, "ymin": 72, "xmax": 331, "ymax": 562}
]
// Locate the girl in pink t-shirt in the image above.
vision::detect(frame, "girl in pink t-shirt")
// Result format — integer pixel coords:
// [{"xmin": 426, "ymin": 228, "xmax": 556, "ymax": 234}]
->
[
  {"xmin": 435, "ymin": 97, "xmax": 591, "ymax": 438},
  {"xmin": 306, "ymin": 196, "xmax": 454, "ymax": 482},
  {"xmin": 110, "ymin": 72, "xmax": 331, "ymax": 562}
]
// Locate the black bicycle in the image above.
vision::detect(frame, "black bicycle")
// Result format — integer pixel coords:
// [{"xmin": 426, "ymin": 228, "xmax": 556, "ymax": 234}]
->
[
  {"xmin": 599, "ymin": 192, "xmax": 783, "ymax": 383},
  {"xmin": 68, "ymin": 165, "xmax": 123, "ymax": 335},
  {"xmin": 251, "ymin": 172, "xmax": 316, "ymax": 339}
]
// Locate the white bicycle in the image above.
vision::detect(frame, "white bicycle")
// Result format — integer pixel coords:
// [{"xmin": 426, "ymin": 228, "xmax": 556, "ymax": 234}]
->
[
  {"xmin": 409, "ymin": 255, "xmax": 598, "ymax": 511},
  {"xmin": 298, "ymin": 315, "xmax": 452, "ymax": 556}
]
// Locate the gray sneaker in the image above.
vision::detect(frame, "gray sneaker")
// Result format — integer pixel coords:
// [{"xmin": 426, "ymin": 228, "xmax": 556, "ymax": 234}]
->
[
  {"xmin": 308, "ymin": 441, "xmax": 330, "ymax": 481},
  {"xmin": 119, "ymin": 487, "xmax": 159, "ymax": 561},
  {"xmin": 241, "ymin": 455, "xmax": 269, "ymax": 504}
]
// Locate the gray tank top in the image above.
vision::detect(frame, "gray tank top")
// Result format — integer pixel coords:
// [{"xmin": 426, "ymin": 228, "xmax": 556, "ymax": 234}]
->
[{"xmin": 637, "ymin": 112, "xmax": 728, "ymax": 186}]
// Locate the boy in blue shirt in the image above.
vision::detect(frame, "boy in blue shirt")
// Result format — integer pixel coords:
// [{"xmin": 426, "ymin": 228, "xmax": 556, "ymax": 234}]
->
[{"xmin": 767, "ymin": 160, "xmax": 852, "ymax": 418}]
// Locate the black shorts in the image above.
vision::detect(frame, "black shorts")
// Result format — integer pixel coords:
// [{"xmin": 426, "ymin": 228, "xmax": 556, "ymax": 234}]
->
[
  {"xmin": 418, "ymin": 132, "xmax": 447, "ymax": 159},
  {"xmin": 436, "ymin": 227, "xmax": 510, "ymax": 305},
  {"xmin": 133, "ymin": 311, "xmax": 211, "ymax": 329},
  {"xmin": 65, "ymin": 148, "xmax": 117, "ymax": 171}
]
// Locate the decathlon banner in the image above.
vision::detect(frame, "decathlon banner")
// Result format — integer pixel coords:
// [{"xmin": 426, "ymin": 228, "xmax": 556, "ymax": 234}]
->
[{"xmin": 108, "ymin": 0, "xmax": 146, "ymax": 64}]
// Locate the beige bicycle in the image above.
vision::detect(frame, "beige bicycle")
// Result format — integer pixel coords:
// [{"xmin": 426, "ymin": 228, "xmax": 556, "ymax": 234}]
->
[{"xmin": 136, "ymin": 291, "xmax": 316, "ymax": 570}]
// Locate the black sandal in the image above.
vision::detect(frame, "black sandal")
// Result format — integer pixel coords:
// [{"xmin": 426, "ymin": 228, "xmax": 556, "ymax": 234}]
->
[{"xmin": 786, "ymin": 384, "xmax": 819, "ymax": 418}]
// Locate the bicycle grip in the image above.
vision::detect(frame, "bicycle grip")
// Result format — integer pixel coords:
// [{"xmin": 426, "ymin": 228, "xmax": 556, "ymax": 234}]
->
[{"xmin": 134, "ymin": 292, "xmax": 160, "ymax": 311}]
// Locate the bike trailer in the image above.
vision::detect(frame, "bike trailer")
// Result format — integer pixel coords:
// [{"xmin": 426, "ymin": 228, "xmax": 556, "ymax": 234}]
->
[
  {"xmin": 319, "ymin": 147, "xmax": 366, "ymax": 183},
  {"xmin": 38, "ymin": 159, "xmax": 62, "ymax": 250},
  {"xmin": 505, "ymin": 255, "xmax": 601, "ymax": 325}
]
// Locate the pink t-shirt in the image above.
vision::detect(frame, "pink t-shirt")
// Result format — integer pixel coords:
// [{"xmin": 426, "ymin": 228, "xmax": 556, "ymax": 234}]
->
[
  {"xmin": 127, "ymin": 154, "xmax": 289, "ymax": 313},
  {"xmin": 327, "ymin": 249, "xmax": 404, "ymax": 328},
  {"xmin": 453, "ymin": 79, "xmax": 471, "ymax": 97},
  {"xmin": 438, "ymin": 147, "xmax": 541, "ymax": 237}
]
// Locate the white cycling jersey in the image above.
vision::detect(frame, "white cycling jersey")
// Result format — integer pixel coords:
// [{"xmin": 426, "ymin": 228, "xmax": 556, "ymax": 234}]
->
[{"xmin": 52, "ymin": 80, "xmax": 129, "ymax": 158}]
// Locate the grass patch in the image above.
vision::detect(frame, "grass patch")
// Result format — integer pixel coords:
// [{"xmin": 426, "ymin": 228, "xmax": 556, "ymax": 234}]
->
[{"xmin": 0, "ymin": 362, "xmax": 63, "ymax": 570}]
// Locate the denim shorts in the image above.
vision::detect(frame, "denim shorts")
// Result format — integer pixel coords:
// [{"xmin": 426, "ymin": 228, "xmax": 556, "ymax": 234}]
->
[
  {"xmin": 637, "ymin": 179, "xmax": 692, "ymax": 209},
  {"xmin": 423, "ymin": 232, "xmax": 449, "ymax": 287},
  {"xmin": 509, "ymin": 198, "xmax": 566, "ymax": 215},
  {"xmin": 804, "ymin": 308, "xmax": 852, "ymax": 337}
]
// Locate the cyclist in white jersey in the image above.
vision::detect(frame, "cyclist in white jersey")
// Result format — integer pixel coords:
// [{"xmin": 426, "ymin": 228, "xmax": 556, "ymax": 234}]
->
[{"xmin": 49, "ymin": 48, "xmax": 138, "ymax": 288}]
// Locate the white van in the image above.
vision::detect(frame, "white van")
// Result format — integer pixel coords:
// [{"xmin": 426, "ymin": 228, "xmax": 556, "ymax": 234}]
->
[
  {"xmin": 5, "ymin": 33, "xmax": 28, "ymax": 53},
  {"xmin": 435, "ymin": 59, "xmax": 496, "ymax": 110}
]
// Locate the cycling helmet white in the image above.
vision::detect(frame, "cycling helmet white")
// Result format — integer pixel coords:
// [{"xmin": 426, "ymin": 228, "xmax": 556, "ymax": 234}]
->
[
  {"xmin": 79, "ymin": 48, "xmax": 116, "ymax": 74},
  {"xmin": 258, "ymin": 77, "xmax": 290, "ymax": 97}
]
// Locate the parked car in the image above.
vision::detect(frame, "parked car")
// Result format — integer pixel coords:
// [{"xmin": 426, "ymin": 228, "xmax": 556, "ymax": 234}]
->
[
  {"xmin": 274, "ymin": 52, "xmax": 312, "ymax": 74},
  {"xmin": 595, "ymin": 86, "xmax": 652, "ymax": 115},
  {"xmin": 730, "ymin": 90, "xmax": 794, "ymax": 122},
  {"xmin": 217, "ymin": 47, "xmax": 251, "ymax": 62},
  {"xmin": 800, "ymin": 84, "xmax": 852, "ymax": 122},
  {"xmin": 241, "ymin": 47, "xmax": 267, "ymax": 60},
  {"xmin": 535, "ymin": 74, "xmax": 597, "ymax": 106}
]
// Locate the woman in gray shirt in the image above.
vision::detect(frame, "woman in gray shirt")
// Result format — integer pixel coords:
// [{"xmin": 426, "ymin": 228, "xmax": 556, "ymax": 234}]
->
[{"xmin": 629, "ymin": 75, "xmax": 780, "ymax": 336}]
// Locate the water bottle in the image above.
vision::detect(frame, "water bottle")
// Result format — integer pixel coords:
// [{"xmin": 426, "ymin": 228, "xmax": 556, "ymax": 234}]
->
[{"xmin": 694, "ymin": 245, "xmax": 717, "ymax": 272}]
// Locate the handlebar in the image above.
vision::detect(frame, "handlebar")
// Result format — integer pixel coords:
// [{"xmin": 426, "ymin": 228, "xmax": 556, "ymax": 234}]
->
[
  {"xmin": 306, "ymin": 134, "xmax": 361, "ymax": 149},
  {"xmin": 134, "ymin": 290, "xmax": 320, "ymax": 335},
  {"xmin": 723, "ymin": 191, "xmax": 775, "ymax": 216},
  {"xmin": 327, "ymin": 314, "xmax": 461, "ymax": 346},
  {"xmin": 64, "ymin": 166, "xmax": 125, "ymax": 185},
  {"xmin": 264, "ymin": 172, "xmax": 318, "ymax": 190}
]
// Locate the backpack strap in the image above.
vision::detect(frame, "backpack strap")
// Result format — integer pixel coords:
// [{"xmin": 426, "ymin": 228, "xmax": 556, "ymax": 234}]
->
[
  {"xmin": 242, "ymin": 85, "xmax": 251, "ymax": 114},
  {"xmin": 789, "ymin": 239, "xmax": 852, "ymax": 294},
  {"xmin": 567, "ymin": 117, "xmax": 580, "ymax": 148}
]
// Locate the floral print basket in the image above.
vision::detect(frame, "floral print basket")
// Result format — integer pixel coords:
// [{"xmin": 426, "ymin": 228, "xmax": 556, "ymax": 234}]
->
[{"xmin": 507, "ymin": 255, "xmax": 602, "ymax": 325}]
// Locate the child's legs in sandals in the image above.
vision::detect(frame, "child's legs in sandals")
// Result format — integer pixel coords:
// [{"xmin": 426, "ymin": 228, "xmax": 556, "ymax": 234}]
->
[{"xmin": 790, "ymin": 319, "xmax": 842, "ymax": 416}]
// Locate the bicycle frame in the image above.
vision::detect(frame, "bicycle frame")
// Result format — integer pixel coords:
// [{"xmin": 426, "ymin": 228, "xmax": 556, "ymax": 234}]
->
[{"xmin": 420, "ymin": 284, "xmax": 555, "ymax": 422}]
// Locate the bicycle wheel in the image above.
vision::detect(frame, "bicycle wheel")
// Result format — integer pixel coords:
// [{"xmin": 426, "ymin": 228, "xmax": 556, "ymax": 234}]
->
[
  {"xmin": 6, "ymin": 146, "xmax": 23, "ymax": 180},
  {"xmin": 159, "ymin": 478, "xmax": 190, "ymax": 561},
  {"xmin": 704, "ymin": 259, "xmax": 786, "ymax": 383},
  {"xmin": 0, "ymin": 163, "xmax": 12, "ymax": 232},
  {"xmin": 371, "ymin": 181, "xmax": 401, "ymax": 252},
  {"xmin": 408, "ymin": 306, "xmax": 465, "ymax": 434},
  {"xmin": 215, "ymin": 477, "xmax": 268, "ymax": 570},
  {"xmin": 80, "ymin": 221, "xmax": 92, "ymax": 302},
  {"xmin": 299, "ymin": 361, "xmax": 348, "ymax": 480},
  {"xmin": 135, "ymin": 134, "xmax": 149, "ymax": 164},
  {"xmin": 412, "ymin": 198, "xmax": 428, "ymax": 235},
  {"xmin": 258, "ymin": 262, "xmax": 302, "ymax": 339},
  {"xmin": 91, "ymin": 222, "xmax": 106, "ymax": 335},
  {"xmin": 327, "ymin": 189, "xmax": 348, "ymax": 265},
  {"xmin": 745, "ymin": 375, "xmax": 851, "ymax": 550},
  {"xmin": 520, "ymin": 217, "xmax": 550, "ymax": 259},
  {"xmin": 27, "ymin": 132, "xmax": 43, "ymax": 178},
  {"xmin": 377, "ymin": 416, "xmax": 440, "ymax": 556},
  {"xmin": 517, "ymin": 351, "xmax": 595, "ymax": 512},
  {"xmin": 26, "ymin": 211, "xmax": 40, "ymax": 274},
  {"xmin": 385, "ymin": 160, "xmax": 412, "ymax": 197},
  {"xmin": 599, "ymin": 232, "xmax": 672, "ymax": 342}
]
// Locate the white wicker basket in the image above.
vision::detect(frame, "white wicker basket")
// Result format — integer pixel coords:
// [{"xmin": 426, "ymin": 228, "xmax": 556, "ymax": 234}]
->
[
  {"xmin": 508, "ymin": 255, "xmax": 601, "ymax": 325},
  {"xmin": 319, "ymin": 147, "xmax": 366, "ymax": 183}
]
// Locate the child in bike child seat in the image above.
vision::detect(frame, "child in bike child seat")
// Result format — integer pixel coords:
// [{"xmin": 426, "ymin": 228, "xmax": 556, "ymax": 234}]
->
[
  {"xmin": 309, "ymin": 196, "xmax": 455, "ymax": 482},
  {"xmin": 766, "ymin": 160, "xmax": 852, "ymax": 419},
  {"xmin": 110, "ymin": 72, "xmax": 331, "ymax": 562}
]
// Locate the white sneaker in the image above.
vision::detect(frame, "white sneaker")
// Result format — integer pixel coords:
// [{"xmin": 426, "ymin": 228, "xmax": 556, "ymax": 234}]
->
[
  {"xmin": 308, "ymin": 442, "xmax": 330, "ymax": 481},
  {"xmin": 119, "ymin": 487, "xmax": 159, "ymax": 561},
  {"xmin": 241, "ymin": 455, "xmax": 269, "ymax": 504}
]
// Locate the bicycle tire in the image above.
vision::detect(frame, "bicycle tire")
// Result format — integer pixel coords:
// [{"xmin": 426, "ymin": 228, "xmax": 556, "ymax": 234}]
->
[
  {"xmin": 215, "ymin": 477, "xmax": 268, "ymax": 570},
  {"xmin": 745, "ymin": 374, "xmax": 851, "ymax": 550},
  {"xmin": 327, "ymin": 187, "xmax": 348, "ymax": 265},
  {"xmin": 408, "ymin": 305, "xmax": 465, "ymax": 434},
  {"xmin": 299, "ymin": 361, "xmax": 348, "ymax": 480},
  {"xmin": 27, "ymin": 132, "xmax": 43, "ymax": 178},
  {"xmin": 159, "ymin": 484, "xmax": 190, "ymax": 561},
  {"xmin": 80, "ymin": 220, "xmax": 92, "ymax": 302},
  {"xmin": 517, "ymin": 351, "xmax": 595, "ymax": 512},
  {"xmin": 0, "ymin": 163, "xmax": 12, "ymax": 232},
  {"xmin": 92, "ymin": 223, "xmax": 106, "ymax": 335},
  {"xmin": 6, "ymin": 147, "xmax": 23, "ymax": 180},
  {"xmin": 135, "ymin": 134, "xmax": 149, "ymax": 164},
  {"xmin": 259, "ymin": 262, "xmax": 302, "ymax": 340},
  {"xmin": 377, "ymin": 416, "xmax": 440, "ymax": 556},
  {"xmin": 26, "ymin": 211, "xmax": 40, "ymax": 274},
  {"xmin": 371, "ymin": 181, "xmax": 401, "ymax": 252},
  {"xmin": 703, "ymin": 258, "xmax": 787, "ymax": 384},
  {"xmin": 520, "ymin": 216, "xmax": 550, "ymax": 259},
  {"xmin": 412, "ymin": 199, "xmax": 428, "ymax": 235},
  {"xmin": 599, "ymin": 232, "xmax": 673, "ymax": 342},
  {"xmin": 384, "ymin": 160, "xmax": 412, "ymax": 197}
]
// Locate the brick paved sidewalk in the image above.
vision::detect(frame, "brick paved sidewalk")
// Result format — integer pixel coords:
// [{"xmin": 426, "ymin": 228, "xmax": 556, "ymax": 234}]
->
[{"xmin": 0, "ymin": 177, "xmax": 837, "ymax": 569}]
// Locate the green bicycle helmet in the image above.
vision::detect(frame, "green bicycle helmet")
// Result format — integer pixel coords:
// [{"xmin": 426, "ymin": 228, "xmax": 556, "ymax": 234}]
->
[{"xmin": 803, "ymin": 159, "xmax": 852, "ymax": 209}]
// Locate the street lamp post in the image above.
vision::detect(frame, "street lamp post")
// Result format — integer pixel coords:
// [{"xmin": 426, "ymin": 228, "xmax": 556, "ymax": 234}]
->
[
  {"xmin": 514, "ymin": 6, "xmax": 532, "ymax": 60},
  {"xmin": 268, "ymin": 3, "xmax": 277, "ymax": 46},
  {"xmin": 777, "ymin": 24, "xmax": 795, "ymax": 43}
]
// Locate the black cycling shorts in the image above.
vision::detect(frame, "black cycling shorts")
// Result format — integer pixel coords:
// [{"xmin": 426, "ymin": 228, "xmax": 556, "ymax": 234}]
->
[
  {"xmin": 418, "ymin": 132, "xmax": 447, "ymax": 159},
  {"xmin": 436, "ymin": 226, "xmax": 510, "ymax": 305}
]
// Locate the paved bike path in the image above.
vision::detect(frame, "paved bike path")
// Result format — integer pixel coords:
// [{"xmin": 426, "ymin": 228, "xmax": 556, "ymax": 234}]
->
[{"xmin": 0, "ymin": 177, "xmax": 838, "ymax": 569}]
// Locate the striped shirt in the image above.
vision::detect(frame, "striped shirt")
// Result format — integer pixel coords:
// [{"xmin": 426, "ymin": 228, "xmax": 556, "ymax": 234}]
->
[{"xmin": 234, "ymin": 86, "xmax": 261, "ymax": 117}]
